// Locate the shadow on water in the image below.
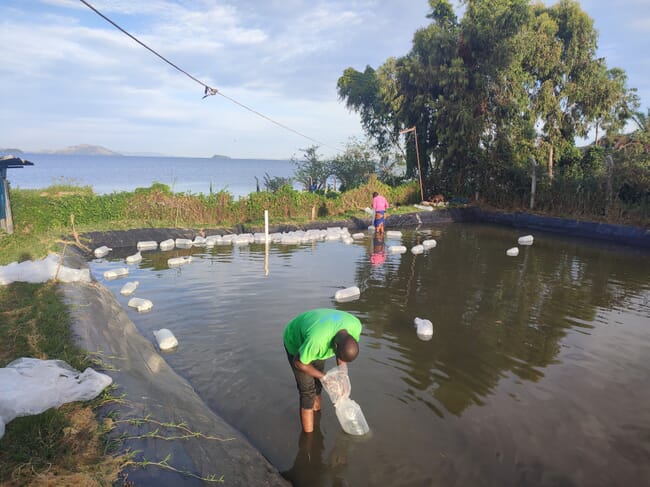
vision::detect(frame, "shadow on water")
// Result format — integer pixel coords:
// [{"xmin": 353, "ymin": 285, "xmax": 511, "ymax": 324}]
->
[{"xmin": 90, "ymin": 223, "xmax": 650, "ymax": 486}]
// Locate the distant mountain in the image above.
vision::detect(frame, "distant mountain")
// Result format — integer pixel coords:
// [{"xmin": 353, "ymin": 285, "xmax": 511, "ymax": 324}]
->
[
  {"xmin": 211, "ymin": 154, "xmax": 231, "ymax": 159},
  {"xmin": 47, "ymin": 144, "xmax": 122, "ymax": 156},
  {"xmin": 0, "ymin": 148, "xmax": 24, "ymax": 154}
]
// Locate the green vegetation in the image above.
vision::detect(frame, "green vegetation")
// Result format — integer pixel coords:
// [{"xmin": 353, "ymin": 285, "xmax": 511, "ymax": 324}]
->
[
  {"xmin": 0, "ymin": 179, "xmax": 420, "ymax": 265},
  {"xmin": 336, "ymin": 0, "xmax": 649, "ymax": 224},
  {"xmin": 0, "ymin": 282, "xmax": 123, "ymax": 485}
]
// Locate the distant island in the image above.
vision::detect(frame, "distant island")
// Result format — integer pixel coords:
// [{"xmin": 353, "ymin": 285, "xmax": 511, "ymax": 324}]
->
[
  {"xmin": 45, "ymin": 144, "xmax": 122, "ymax": 156},
  {"xmin": 211, "ymin": 154, "xmax": 231, "ymax": 159},
  {"xmin": 1, "ymin": 145, "xmax": 123, "ymax": 156}
]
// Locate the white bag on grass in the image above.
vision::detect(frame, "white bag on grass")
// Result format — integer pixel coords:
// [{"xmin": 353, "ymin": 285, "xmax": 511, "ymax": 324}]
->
[{"xmin": 0, "ymin": 358, "xmax": 112, "ymax": 439}]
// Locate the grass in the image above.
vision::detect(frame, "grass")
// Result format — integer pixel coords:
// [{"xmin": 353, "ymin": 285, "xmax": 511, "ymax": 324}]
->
[{"xmin": 0, "ymin": 281, "xmax": 124, "ymax": 486}]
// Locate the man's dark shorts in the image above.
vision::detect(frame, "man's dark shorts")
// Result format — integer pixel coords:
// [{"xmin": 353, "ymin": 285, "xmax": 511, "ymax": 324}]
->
[{"xmin": 285, "ymin": 347, "xmax": 325, "ymax": 409}]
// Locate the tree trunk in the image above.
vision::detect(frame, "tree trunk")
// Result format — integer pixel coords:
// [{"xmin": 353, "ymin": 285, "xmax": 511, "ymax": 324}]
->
[{"xmin": 547, "ymin": 144, "xmax": 554, "ymax": 179}]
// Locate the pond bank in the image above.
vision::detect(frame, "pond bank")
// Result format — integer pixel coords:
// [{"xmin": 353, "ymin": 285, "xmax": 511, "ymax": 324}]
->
[
  {"xmin": 82, "ymin": 207, "xmax": 649, "ymax": 252},
  {"xmin": 61, "ymin": 249, "xmax": 290, "ymax": 486}
]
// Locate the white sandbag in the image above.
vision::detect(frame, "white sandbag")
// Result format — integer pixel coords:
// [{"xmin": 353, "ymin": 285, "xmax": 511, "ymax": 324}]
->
[
  {"xmin": 506, "ymin": 247, "xmax": 519, "ymax": 257},
  {"xmin": 205, "ymin": 235, "xmax": 222, "ymax": 247},
  {"xmin": 125, "ymin": 251, "xmax": 142, "ymax": 264},
  {"xmin": 0, "ymin": 358, "xmax": 112, "ymax": 439},
  {"xmin": 388, "ymin": 245, "xmax": 407, "ymax": 254},
  {"xmin": 352, "ymin": 233, "xmax": 365, "ymax": 239},
  {"xmin": 159, "ymin": 239, "xmax": 175, "ymax": 251},
  {"xmin": 153, "ymin": 328, "xmax": 178, "ymax": 351},
  {"xmin": 193, "ymin": 236, "xmax": 207, "ymax": 246},
  {"xmin": 411, "ymin": 244, "xmax": 424, "ymax": 254},
  {"xmin": 518, "ymin": 235, "xmax": 534, "ymax": 245},
  {"xmin": 137, "ymin": 241, "xmax": 158, "ymax": 251},
  {"xmin": 386, "ymin": 230, "xmax": 402, "ymax": 238},
  {"xmin": 175, "ymin": 238, "xmax": 193, "ymax": 248},
  {"xmin": 364, "ymin": 207, "xmax": 374, "ymax": 216},
  {"xmin": 168, "ymin": 256, "xmax": 192, "ymax": 267},
  {"xmin": 93, "ymin": 246, "xmax": 112, "ymax": 258},
  {"xmin": 120, "ymin": 281, "xmax": 139, "ymax": 296},
  {"xmin": 104, "ymin": 267, "xmax": 129, "ymax": 280},
  {"xmin": 334, "ymin": 286, "xmax": 361, "ymax": 302},
  {"xmin": 422, "ymin": 239, "xmax": 437, "ymax": 249},
  {"xmin": 127, "ymin": 297, "xmax": 153, "ymax": 312},
  {"xmin": 0, "ymin": 254, "xmax": 91, "ymax": 285},
  {"xmin": 414, "ymin": 317, "xmax": 433, "ymax": 341}
]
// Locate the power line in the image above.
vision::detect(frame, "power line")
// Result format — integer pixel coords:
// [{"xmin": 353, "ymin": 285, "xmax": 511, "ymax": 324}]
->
[{"xmin": 78, "ymin": 0, "xmax": 339, "ymax": 151}]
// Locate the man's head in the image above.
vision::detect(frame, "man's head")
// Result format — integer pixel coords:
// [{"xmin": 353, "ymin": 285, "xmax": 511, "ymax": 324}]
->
[
  {"xmin": 332, "ymin": 330, "xmax": 359, "ymax": 363},
  {"xmin": 373, "ymin": 191, "xmax": 378, "ymax": 198}
]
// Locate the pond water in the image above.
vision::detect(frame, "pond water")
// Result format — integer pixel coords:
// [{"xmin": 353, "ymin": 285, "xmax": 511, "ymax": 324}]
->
[{"xmin": 89, "ymin": 223, "xmax": 650, "ymax": 486}]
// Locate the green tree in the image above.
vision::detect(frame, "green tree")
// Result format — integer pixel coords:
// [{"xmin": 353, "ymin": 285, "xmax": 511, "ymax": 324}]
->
[
  {"xmin": 292, "ymin": 146, "xmax": 331, "ymax": 191},
  {"xmin": 330, "ymin": 139, "xmax": 377, "ymax": 191}
]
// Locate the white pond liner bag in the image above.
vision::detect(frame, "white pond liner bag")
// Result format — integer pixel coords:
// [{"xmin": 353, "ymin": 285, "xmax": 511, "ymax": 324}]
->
[{"xmin": 0, "ymin": 358, "xmax": 112, "ymax": 439}]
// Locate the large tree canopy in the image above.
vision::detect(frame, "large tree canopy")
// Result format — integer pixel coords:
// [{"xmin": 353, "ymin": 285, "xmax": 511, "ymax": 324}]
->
[{"xmin": 337, "ymin": 0, "xmax": 637, "ymax": 197}]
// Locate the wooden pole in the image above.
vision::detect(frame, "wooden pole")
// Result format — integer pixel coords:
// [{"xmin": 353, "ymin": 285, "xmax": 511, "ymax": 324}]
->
[
  {"xmin": 1, "ymin": 178, "xmax": 13, "ymax": 234},
  {"xmin": 413, "ymin": 127, "xmax": 424, "ymax": 202},
  {"xmin": 400, "ymin": 126, "xmax": 425, "ymax": 202},
  {"xmin": 529, "ymin": 156, "xmax": 537, "ymax": 210}
]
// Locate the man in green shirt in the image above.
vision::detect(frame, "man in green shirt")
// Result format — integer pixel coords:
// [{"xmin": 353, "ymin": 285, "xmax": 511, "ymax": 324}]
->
[{"xmin": 283, "ymin": 308, "xmax": 362, "ymax": 433}]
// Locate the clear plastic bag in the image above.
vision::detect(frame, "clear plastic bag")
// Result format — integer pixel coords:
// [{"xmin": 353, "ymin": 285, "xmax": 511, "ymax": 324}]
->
[
  {"xmin": 321, "ymin": 365, "xmax": 351, "ymax": 404},
  {"xmin": 335, "ymin": 397, "xmax": 370, "ymax": 436}
]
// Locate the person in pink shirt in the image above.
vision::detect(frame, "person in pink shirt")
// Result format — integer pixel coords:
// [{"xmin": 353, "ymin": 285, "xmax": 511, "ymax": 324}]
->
[{"xmin": 372, "ymin": 191, "xmax": 389, "ymax": 235}]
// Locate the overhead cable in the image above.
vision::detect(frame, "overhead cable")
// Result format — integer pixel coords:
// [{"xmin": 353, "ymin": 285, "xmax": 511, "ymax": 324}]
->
[{"xmin": 78, "ymin": 0, "xmax": 337, "ymax": 150}]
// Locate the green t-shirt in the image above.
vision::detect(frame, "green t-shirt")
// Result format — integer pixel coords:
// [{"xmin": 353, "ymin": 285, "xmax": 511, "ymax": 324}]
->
[{"xmin": 283, "ymin": 308, "xmax": 362, "ymax": 364}]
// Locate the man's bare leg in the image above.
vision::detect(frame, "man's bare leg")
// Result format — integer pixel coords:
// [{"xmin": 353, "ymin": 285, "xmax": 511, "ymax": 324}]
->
[
  {"xmin": 313, "ymin": 395, "xmax": 321, "ymax": 412},
  {"xmin": 300, "ymin": 408, "xmax": 314, "ymax": 433}
]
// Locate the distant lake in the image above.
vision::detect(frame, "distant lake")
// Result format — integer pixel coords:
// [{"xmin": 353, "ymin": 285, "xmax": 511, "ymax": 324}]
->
[{"xmin": 6, "ymin": 153, "xmax": 296, "ymax": 198}]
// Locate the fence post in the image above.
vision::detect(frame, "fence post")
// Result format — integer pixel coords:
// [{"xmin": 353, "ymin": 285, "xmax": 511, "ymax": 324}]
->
[
  {"xmin": 605, "ymin": 154, "xmax": 614, "ymax": 217},
  {"xmin": 529, "ymin": 156, "xmax": 538, "ymax": 210}
]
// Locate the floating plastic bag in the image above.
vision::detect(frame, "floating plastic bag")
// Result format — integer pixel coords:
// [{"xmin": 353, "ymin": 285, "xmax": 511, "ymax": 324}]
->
[
  {"xmin": 411, "ymin": 245, "xmax": 424, "ymax": 254},
  {"xmin": 94, "ymin": 246, "xmax": 112, "ymax": 258},
  {"xmin": 125, "ymin": 251, "xmax": 142, "ymax": 264},
  {"xmin": 159, "ymin": 239, "xmax": 175, "ymax": 251},
  {"xmin": 137, "ymin": 241, "xmax": 158, "ymax": 251},
  {"xmin": 168, "ymin": 256, "xmax": 192, "ymax": 267},
  {"xmin": 0, "ymin": 358, "xmax": 112, "ymax": 439},
  {"xmin": 153, "ymin": 328, "xmax": 178, "ymax": 351},
  {"xmin": 506, "ymin": 247, "xmax": 519, "ymax": 257},
  {"xmin": 422, "ymin": 239, "xmax": 437, "ymax": 249},
  {"xmin": 518, "ymin": 235, "xmax": 534, "ymax": 245},
  {"xmin": 104, "ymin": 267, "xmax": 129, "ymax": 280},
  {"xmin": 334, "ymin": 286, "xmax": 360, "ymax": 303},
  {"xmin": 128, "ymin": 297, "xmax": 153, "ymax": 312},
  {"xmin": 414, "ymin": 317, "xmax": 433, "ymax": 341},
  {"xmin": 120, "ymin": 281, "xmax": 139, "ymax": 296}
]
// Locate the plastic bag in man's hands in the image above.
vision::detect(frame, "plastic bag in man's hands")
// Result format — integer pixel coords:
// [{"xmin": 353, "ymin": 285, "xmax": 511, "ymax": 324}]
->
[{"xmin": 321, "ymin": 365, "xmax": 351, "ymax": 404}]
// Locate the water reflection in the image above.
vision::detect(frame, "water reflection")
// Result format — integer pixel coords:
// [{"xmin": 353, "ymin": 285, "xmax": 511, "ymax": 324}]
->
[{"xmin": 90, "ymin": 223, "xmax": 650, "ymax": 486}]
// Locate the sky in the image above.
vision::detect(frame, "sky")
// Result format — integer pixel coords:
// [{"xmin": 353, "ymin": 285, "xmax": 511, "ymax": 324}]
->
[{"xmin": 1, "ymin": 0, "xmax": 649, "ymax": 160}]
